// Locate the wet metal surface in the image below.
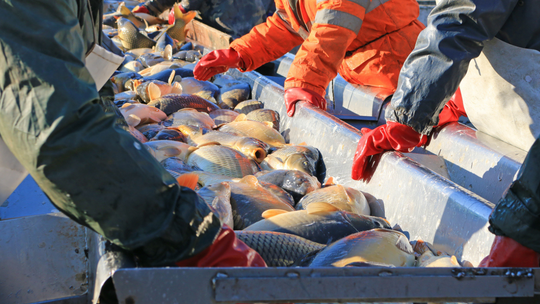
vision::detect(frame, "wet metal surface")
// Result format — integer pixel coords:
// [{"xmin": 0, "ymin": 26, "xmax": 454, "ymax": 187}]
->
[
  {"xmin": 0, "ymin": 214, "xmax": 88, "ymax": 304},
  {"xmin": 1, "ymin": 175, "xmax": 58, "ymax": 220},
  {"xmin": 113, "ymin": 267, "xmax": 536, "ymax": 303}
]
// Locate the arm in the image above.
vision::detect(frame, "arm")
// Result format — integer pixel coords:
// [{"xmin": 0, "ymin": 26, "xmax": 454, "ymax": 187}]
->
[
  {"xmin": 229, "ymin": 8, "xmax": 304, "ymax": 72},
  {"xmin": 386, "ymin": 0, "xmax": 519, "ymax": 134},
  {"xmin": 284, "ymin": 0, "xmax": 364, "ymax": 97},
  {"xmin": 0, "ymin": 0, "xmax": 221, "ymax": 266}
]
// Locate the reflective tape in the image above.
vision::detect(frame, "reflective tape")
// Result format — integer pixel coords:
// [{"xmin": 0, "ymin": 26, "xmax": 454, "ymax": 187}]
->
[
  {"xmin": 276, "ymin": 10, "xmax": 308, "ymax": 39},
  {"xmin": 313, "ymin": 9, "xmax": 363, "ymax": 34},
  {"xmin": 316, "ymin": 0, "xmax": 390, "ymax": 13}
]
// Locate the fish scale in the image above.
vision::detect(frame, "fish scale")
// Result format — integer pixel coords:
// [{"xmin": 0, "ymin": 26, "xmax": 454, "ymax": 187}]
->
[
  {"xmin": 187, "ymin": 145, "xmax": 257, "ymax": 178},
  {"xmin": 235, "ymin": 231, "xmax": 325, "ymax": 267}
]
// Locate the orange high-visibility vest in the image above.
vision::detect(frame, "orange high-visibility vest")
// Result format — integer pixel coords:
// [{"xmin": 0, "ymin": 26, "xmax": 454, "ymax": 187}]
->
[{"xmin": 230, "ymin": 0, "xmax": 424, "ymax": 97}]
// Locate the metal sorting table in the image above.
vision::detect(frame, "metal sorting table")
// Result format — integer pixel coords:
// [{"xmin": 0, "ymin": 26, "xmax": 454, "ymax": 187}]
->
[{"xmin": 0, "ymin": 25, "xmax": 537, "ymax": 303}]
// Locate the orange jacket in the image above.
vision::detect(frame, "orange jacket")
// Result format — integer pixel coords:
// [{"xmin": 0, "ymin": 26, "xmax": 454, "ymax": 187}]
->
[{"xmin": 230, "ymin": 0, "xmax": 424, "ymax": 97}]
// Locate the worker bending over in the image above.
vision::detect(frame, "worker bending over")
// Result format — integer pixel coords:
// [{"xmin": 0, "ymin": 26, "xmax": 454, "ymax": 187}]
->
[
  {"xmin": 351, "ymin": 0, "xmax": 540, "ymax": 266},
  {"xmin": 0, "ymin": 0, "xmax": 264, "ymax": 268},
  {"xmin": 193, "ymin": 0, "xmax": 425, "ymax": 117}
]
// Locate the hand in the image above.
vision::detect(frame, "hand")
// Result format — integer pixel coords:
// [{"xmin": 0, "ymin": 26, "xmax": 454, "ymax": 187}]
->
[
  {"xmin": 175, "ymin": 225, "xmax": 267, "ymax": 267},
  {"xmin": 351, "ymin": 121, "xmax": 427, "ymax": 181},
  {"xmin": 284, "ymin": 88, "xmax": 327, "ymax": 117},
  {"xmin": 193, "ymin": 49, "xmax": 243, "ymax": 81},
  {"xmin": 479, "ymin": 236, "xmax": 539, "ymax": 267},
  {"xmin": 437, "ymin": 88, "xmax": 466, "ymax": 127}
]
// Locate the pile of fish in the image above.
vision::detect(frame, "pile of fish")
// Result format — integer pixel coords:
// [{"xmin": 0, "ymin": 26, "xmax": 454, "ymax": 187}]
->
[{"xmin": 103, "ymin": 1, "xmax": 469, "ymax": 268}]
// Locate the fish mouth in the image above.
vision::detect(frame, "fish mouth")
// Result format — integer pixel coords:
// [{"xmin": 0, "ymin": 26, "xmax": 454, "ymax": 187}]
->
[{"xmin": 249, "ymin": 148, "xmax": 266, "ymax": 163}]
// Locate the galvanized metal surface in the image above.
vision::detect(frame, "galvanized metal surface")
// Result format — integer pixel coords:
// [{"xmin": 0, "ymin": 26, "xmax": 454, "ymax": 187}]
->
[
  {"xmin": 1, "ymin": 174, "xmax": 58, "ymax": 220},
  {"xmin": 112, "ymin": 267, "xmax": 536, "ymax": 303},
  {"xmin": 0, "ymin": 213, "xmax": 88, "ymax": 304},
  {"xmin": 227, "ymin": 68, "xmax": 495, "ymax": 264},
  {"xmin": 185, "ymin": 20, "xmax": 233, "ymax": 50}
]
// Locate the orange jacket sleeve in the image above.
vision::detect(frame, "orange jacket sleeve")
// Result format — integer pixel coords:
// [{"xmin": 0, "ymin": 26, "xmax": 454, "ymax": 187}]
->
[
  {"xmin": 230, "ymin": 6, "xmax": 304, "ymax": 72},
  {"xmin": 285, "ymin": 0, "xmax": 366, "ymax": 97}
]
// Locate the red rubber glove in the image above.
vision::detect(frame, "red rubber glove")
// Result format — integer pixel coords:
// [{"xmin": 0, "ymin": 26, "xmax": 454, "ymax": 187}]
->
[
  {"xmin": 175, "ymin": 225, "xmax": 267, "ymax": 267},
  {"xmin": 284, "ymin": 88, "xmax": 327, "ymax": 117},
  {"xmin": 132, "ymin": 5, "xmax": 150, "ymax": 14},
  {"xmin": 437, "ymin": 88, "xmax": 467, "ymax": 127},
  {"xmin": 193, "ymin": 49, "xmax": 244, "ymax": 81},
  {"xmin": 478, "ymin": 236, "xmax": 539, "ymax": 267},
  {"xmin": 351, "ymin": 121, "xmax": 427, "ymax": 181}
]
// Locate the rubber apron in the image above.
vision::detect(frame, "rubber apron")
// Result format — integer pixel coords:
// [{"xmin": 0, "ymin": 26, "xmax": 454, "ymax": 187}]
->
[{"xmin": 460, "ymin": 38, "xmax": 540, "ymax": 152}]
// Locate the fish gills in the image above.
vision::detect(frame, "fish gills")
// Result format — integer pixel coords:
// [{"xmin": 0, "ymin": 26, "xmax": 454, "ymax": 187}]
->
[{"xmin": 235, "ymin": 231, "xmax": 325, "ymax": 267}]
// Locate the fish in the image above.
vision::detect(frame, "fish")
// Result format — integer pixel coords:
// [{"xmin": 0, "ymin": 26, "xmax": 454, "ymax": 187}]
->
[
  {"xmin": 191, "ymin": 171, "xmax": 240, "ymax": 187},
  {"xmin": 119, "ymin": 60, "xmax": 144, "ymax": 73},
  {"xmin": 261, "ymin": 145, "xmax": 321, "ymax": 176},
  {"xmin": 235, "ymin": 231, "xmax": 325, "ymax": 267},
  {"xmin": 144, "ymin": 140, "xmax": 195, "ymax": 162},
  {"xmin": 160, "ymin": 156, "xmax": 201, "ymax": 174},
  {"xmin": 295, "ymin": 184, "xmax": 370, "ymax": 216},
  {"xmin": 110, "ymin": 72, "xmax": 142, "ymax": 92},
  {"xmin": 119, "ymin": 103, "xmax": 167, "ymax": 127},
  {"xmin": 246, "ymin": 109, "xmax": 280, "ymax": 130},
  {"xmin": 114, "ymin": 90, "xmax": 138, "ymax": 101},
  {"xmin": 309, "ymin": 228, "xmax": 416, "ymax": 267},
  {"xmin": 219, "ymin": 119, "xmax": 286, "ymax": 148},
  {"xmin": 228, "ymin": 175, "xmax": 295, "ymax": 229},
  {"xmin": 133, "ymin": 12, "xmax": 167, "ymax": 26},
  {"xmin": 117, "ymin": 17, "xmax": 156, "ymax": 50},
  {"xmin": 166, "ymin": 109, "xmax": 216, "ymax": 129},
  {"xmin": 197, "ymin": 182, "xmax": 234, "ymax": 228},
  {"xmin": 187, "ymin": 144, "xmax": 258, "ymax": 178},
  {"xmin": 413, "ymin": 240, "xmax": 461, "ymax": 268},
  {"xmin": 128, "ymin": 125, "xmax": 148, "ymax": 143},
  {"xmin": 166, "ymin": 4, "xmax": 197, "ymax": 42},
  {"xmin": 180, "ymin": 77, "xmax": 220, "ymax": 100},
  {"xmin": 173, "ymin": 50, "xmax": 202, "ymax": 62},
  {"xmin": 191, "ymin": 131, "xmax": 269, "ymax": 163},
  {"xmin": 147, "ymin": 94, "xmax": 220, "ymax": 115},
  {"xmin": 134, "ymin": 80, "xmax": 183, "ymax": 103},
  {"xmin": 209, "ymin": 109, "xmax": 239, "ymax": 125},
  {"xmin": 213, "ymin": 75, "xmax": 251, "ymax": 109},
  {"xmin": 103, "ymin": 2, "xmax": 144, "ymax": 29},
  {"xmin": 244, "ymin": 202, "xmax": 391, "ymax": 244},
  {"xmin": 138, "ymin": 52, "xmax": 165, "ymax": 68},
  {"xmin": 125, "ymin": 48, "xmax": 154, "ymax": 58},
  {"xmin": 259, "ymin": 181, "xmax": 295, "ymax": 208},
  {"xmin": 234, "ymin": 99, "xmax": 264, "ymax": 115},
  {"xmin": 150, "ymin": 127, "xmax": 187, "ymax": 142},
  {"xmin": 176, "ymin": 125, "xmax": 208, "ymax": 145},
  {"xmin": 143, "ymin": 68, "xmax": 194, "ymax": 82},
  {"xmin": 254, "ymin": 169, "xmax": 321, "ymax": 204},
  {"xmin": 136, "ymin": 123, "xmax": 165, "ymax": 140}
]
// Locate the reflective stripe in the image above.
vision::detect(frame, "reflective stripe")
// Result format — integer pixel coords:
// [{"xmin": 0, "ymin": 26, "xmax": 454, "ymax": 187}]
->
[
  {"xmin": 313, "ymin": 9, "xmax": 363, "ymax": 34},
  {"xmin": 276, "ymin": 10, "xmax": 307, "ymax": 39},
  {"xmin": 316, "ymin": 0, "xmax": 390, "ymax": 13}
]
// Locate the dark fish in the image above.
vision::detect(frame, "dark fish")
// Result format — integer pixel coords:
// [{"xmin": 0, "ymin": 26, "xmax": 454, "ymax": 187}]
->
[
  {"xmin": 173, "ymin": 50, "xmax": 202, "ymax": 62},
  {"xmin": 229, "ymin": 175, "xmax": 295, "ymax": 229},
  {"xmin": 136, "ymin": 123, "xmax": 165, "ymax": 140},
  {"xmin": 180, "ymin": 77, "xmax": 220, "ymax": 100},
  {"xmin": 150, "ymin": 128, "xmax": 187, "ymax": 142},
  {"xmin": 209, "ymin": 109, "xmax": 239, "ymax": 125},
  {"xmin": 235, "ymin": 231, "xmax": 325, "ymax": 267},
  {"xmin": 244, "ymin": 202, "xmax": 391, "ymax": 244},
  {"xmin": 117, "ymin": 17, "xmax": 156, "ymax": 50},
  {"xmin": 138, "ymin": 52, "xmax": 164, "ymax": 68},
  {"xmin": 143, "ymin": 68, "xmax": 194, "ymax": 82},
  {"xmin": 213, "ymin": 74, "xmax": 251, "ymax": 109},
  {"xmin": 161, "ymin": 156, "xmax": 201, "ymax": 174},
  {"xmin": 234, "ymin": 99, "xmax": 264, "ymax": 115},
  {"xmin": 309, "ymin": 229, "xmax": 416, "ymax": 267},
  {"xmin": 261, "ymin": 145, "xmax": 321, "ymax": 176},
  {"xmin": 155, "ymin": 32, "xmax": 174, "ymax": 53},
  {"xmin": 147, "ymin": 94, "xmax": 220, "ymax": 115},
  {"xmin": 110, "ymin": 72, "xmax": 142, "ymax": 92},
  {"xmin": 255, "ymin": 170, "xmax": 321, "ymax": 204}
]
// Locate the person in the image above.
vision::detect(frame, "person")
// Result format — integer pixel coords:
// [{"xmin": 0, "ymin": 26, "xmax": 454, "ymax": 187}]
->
[
  {"xmin": 133, "ymin": 0, "xmax": 275, "ymax": 38},
  {"xmin": 0, "ymin": 0, "xmax": 265, "ymax": 268},
  {"xmin": 351, "ymin": 0, "xmax": 540, "ymax": 266},
  {"xmin": 192, "ymin": 0, "xmax": 425, "ymax": 117}
]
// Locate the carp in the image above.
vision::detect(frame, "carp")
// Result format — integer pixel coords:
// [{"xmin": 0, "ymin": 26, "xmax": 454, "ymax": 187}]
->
[
  {"xmin": 213, "ymin": 74, "xmax": 251, "ymax": 109},
  {"xmin": 246, "ymin": 109, "xmax": 280, "ymax": 130},
  {"xmin": 198, "ymin": 182, "xmax": 234, "ymax": 229},
  {"xmin": 229, "ymin": 176, "xmax": 295, "ymax": 229},
  {"xmin": 144, "ymin": 140, "xmax": 195, "ymax": 162},
  {"xmin": 234, "ymin": 99, "xmax": 264, "ymax": 115},
  {"xmin": 309, "ymin": 229, "xmax": 416, "ymax": 267},
  {"xmin": 219, "ymin": 119, "xmax": 286, "ymax": 148},
  {"xmin": 134, "ymin": 80, "xmax": 183, "ymax": 103},
  {"xmin": 180, "ymin": 77, "xmax": 220, "ymax": 100},
  {"xmin": 244, "ymin": 202, "xmax": 391, "ymax": 244},
  {"xmin": 209, "ymin": 109, "xmax": 239, "ymax": 125},
  {"xmin": 255, "ymin": 169, "xmax": 321, "ymax": 204},
  {"xmin": 261, "ymin": 145, "xmax": 320, "ymax": 176},
  {"xmin": 148, "ymin": 94, "xmax": 220, "ymax": 115},
  {"xmin": 296, "ymin": 184, "xmax": 370, "ymax": 216},
  {"xmin": 187, "ymin": 145, "xmax": 258, "ymax": 178},
  {"xmin": 166, "ymin": 109, "xmax": 216, "ymax": 129},
  {"xmin": 136, "ymin": 123, "xmax": 165, "ymax": 140},
  {"xmin": 117, "ymin": 17, "xmax": 155, "ymax": 50},
  {"xmin": 191, "ymin": 131, "xmax": 269, "ymax": 163},
  {"xmin": 235, "ymin": 231, "xmax": 325, "ymax": 267},
  {"xmin": 166, "ymin": 4, "xmax": 197, "ymax": 42},
  {"xmin": 119, "ymin": 103, "xmax": 167, "ymax": 127}
]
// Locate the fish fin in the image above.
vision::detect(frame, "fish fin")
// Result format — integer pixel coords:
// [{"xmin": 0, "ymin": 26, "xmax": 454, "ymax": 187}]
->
[
  {"xmin": 143, "ymin": 19, "xmax": 150, "ymax": 30},
  {"xmin": 323, "ymin": 176, "xmax": 336, "ymax": 187},
  {"xmin": 297, "ymin": 142, "xmax": 307, "ymax": 146},
  {"xmin": 121, "ymin": 102, "xmax": 134, "ymax": 109},
  {"xmin": 187, "ymin": 146, "xmax": 198, "ymax": 156},
  {"xmin": 119, "ymin": 3, "xmax": 131, "ymax": 16},
  {"xmin": 148, "ymin": 82, "xmax": 161, "ymax": 101},
  {"xmin": 234, "ymin": 113, "xmax": 247, "ymax": 122},
  {"xmin": 198, "ymin": 141, "xmax": 221, "ymax": 147},
  {"xmin": 395, "ymin": 234, "xmax": 414, "ymax": 255},
  {"xmin": 126, "ymin": 114, "xmax": 142, "ymax": 127},
  {"xmin": 461, "ymin": 259, "xmax": 474, "ymax": 267},
  {"xmin": 263, "ymin": 121, "xmax": 274, "ymax": 128},
  {"xmin": 238, "ymin": 175, "xmax": 259, "ymax": 186},
  {"xmin": 171, "ymin": 82, "xmax": 183, "ymax": 94},
  {"xmin": 168, "ymin": 70, "xmax": 176, "ymax": 85},
  {"xmin": 163, "ymin": 44, "xmax": 173, "ymax": 61},
  {"xmin": 450, "ymin": 255, "xmax": 460, "ymax": 266},
  {"xmin": 176, "ymin": 173, "xmax": 199, "ymax": 190},
  {"xmin": 261, "ymin": 209, "xmax": 289, "ymax": 219},
  {"xmin": 306, "ymin": 202, "xmax": 340, "ymax": 215}
]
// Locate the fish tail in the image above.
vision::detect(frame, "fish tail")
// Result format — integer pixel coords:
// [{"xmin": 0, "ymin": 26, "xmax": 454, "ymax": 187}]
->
[{"xmin": 176, "ymin": 173, "xmax": 199, "ymax": 190}]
